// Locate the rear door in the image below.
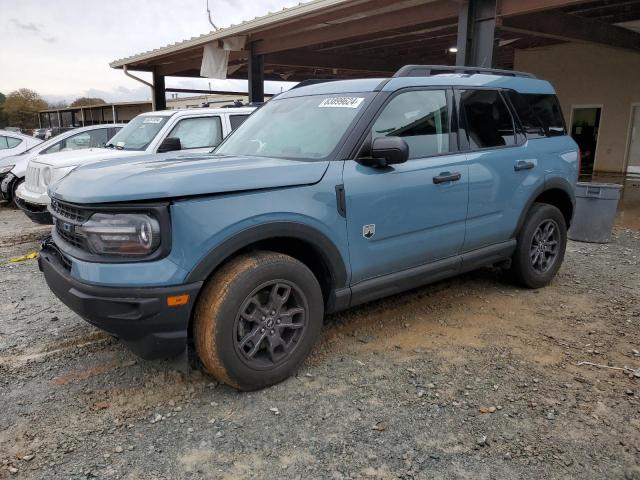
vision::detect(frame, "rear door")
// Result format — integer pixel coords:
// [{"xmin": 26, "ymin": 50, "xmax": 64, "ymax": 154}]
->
[
  {"xmin": 343, "ymin": 88, "xmax": 469, "ymax": 284},
  {"xmin": 459, "ymin": 88, "xmax": 544, "ymax": 252}
]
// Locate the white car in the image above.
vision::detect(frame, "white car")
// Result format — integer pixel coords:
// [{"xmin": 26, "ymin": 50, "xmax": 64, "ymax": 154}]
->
[
  {"xmin": 0, "ymin": 124, "xmax": 124, "ymax": 205},
  {"xmin": 0, "ymin": 130, "xmax": 42, "ymax": 160},
  {"xmin": 16, "ymin": 106, "xmax": 255, "ymax": 223}
]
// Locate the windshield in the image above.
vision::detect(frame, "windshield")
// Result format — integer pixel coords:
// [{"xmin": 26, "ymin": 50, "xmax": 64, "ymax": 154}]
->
[
  {"xmin": 106, "ymin": 115, "xmax": 170, "ymax": 151},
  {"xmin": 215, "ymin": 94, "xmax": 371, "ymax": 160}
]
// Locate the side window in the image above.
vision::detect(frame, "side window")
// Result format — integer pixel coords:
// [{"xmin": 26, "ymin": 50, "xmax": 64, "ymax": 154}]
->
[
  {"xmin": 43, "ymin": 141, "xmax": 62, "ymax": 154},
  {"xmin": 0, "ymin": 136, "xmax": 8, "ymax": 150},
  {"xmin": 167, "ymin": 116, "xmax": 223, "ymax": 149},
  {"xmin": 371, "ymin": 90, "xmax": 450, "ymax": 159},
  {"xmin": 229, "ymin": 114, "xmax": 249, "ymax": 131},
  {"xmin": 460, "ymin": 89, "xmax": 517, "ymax": 149},
  {"xmin": 507, "ymin": 91, "xmax": 566, "ymax": 138},
  {"xmin": 6, "ymin": 137, "xmax": 22, "ymax": 148},
  {"xmin": 65, "ymin": 132, "xmax": 92, "ymax": 150}
]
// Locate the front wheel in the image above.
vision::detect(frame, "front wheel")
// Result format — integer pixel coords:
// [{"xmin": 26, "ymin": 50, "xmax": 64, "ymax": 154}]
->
[
  {"xmin": 509, "ymin": 203, "xmax": 567, "ymax": 289},
  {"xmin": 193, "ymin": 251, "xmax": 324, "ymax": 390}
]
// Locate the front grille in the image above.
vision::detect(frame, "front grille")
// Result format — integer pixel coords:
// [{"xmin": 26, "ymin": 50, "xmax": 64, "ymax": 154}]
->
[
  {"xmin": 26, "ymin": 165, "xmax": 44, "ymax": 193},
  {"xmin": 51, "ymin": 199, "xmax": 92, "ymax": 252},
  {"xmin": 50, "ymin": 199, "xmax": 92, "ymax": 223}
]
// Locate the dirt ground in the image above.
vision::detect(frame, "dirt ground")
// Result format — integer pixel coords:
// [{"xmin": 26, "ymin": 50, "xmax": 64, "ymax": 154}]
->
[{"xmin": 1, "ymin": 201, "xmax": 639, "ymax": 480}]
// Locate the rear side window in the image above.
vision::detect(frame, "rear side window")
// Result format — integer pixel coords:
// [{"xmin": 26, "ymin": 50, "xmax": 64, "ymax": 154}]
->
[
  {"xmin": 6, "ymin": 137, "xmax": 22, "ymax": 148},
  {"xmin": 372, "ymin": 89, "xmax": 450, "ymax": 159},
  {"xmin": 460, "ymin": 89, "xmax": 517, "ymax": 149},
  {"xmin": 507, "ymin": 92, "xmax": 566, "ymax": 138},
  {"xmin": 229, "ymin": 114, "xmax": 249, "ymax": 130},
  {"xmin": 0, "ymin": 136, "xmax": 8, "ymax": 150}
]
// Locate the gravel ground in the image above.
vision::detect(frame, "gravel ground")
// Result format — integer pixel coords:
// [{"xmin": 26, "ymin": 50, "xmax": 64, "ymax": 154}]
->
[{"xmin": 1, "ymin": 205, "xmax": 639, "ymax": 480}]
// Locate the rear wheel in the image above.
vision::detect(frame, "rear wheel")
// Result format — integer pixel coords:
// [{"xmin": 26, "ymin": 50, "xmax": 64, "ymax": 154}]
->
[
  {"xmin": 193, "ymin": 252, "xmax": 324, "ymax": 390},
  {"xmin": 510, "ymin": 203, "xmax": 567, "ymax": 288}
]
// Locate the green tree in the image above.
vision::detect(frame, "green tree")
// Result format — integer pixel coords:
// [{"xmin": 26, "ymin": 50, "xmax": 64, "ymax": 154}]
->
[
  {"xmin": 3, "ymin": 89, "xmax": 48, "ymax": 130},
  {"xmin": 0, "ymin": 92, "xmax": 7, "ymax": 129},
  {"xmin": 69, "ymin": 97, "xmax": 106, "ymax": 107}
]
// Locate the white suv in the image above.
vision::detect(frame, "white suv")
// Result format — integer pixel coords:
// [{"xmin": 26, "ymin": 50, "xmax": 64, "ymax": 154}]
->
[{"xmin": 16, "ymin": 106, "xmax": 255, "ymax": 223}]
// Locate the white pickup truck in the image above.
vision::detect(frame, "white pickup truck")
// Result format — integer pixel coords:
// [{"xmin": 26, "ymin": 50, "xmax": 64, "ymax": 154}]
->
[{"xmin": 16, "ymin": 106, "xmax": 255, "ymax": 223}]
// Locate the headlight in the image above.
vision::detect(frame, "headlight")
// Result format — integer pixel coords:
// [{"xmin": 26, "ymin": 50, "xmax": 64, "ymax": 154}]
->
[
  {"xmin": 0, "ymin": 164, "xmax": 14, "ymax": 175},
  {"xmin": 77, "ymin": 213, "xmax": 161, "ymax": 256},
  {"xmin": 41, "ymin": 167, "xmax": 52, "ymax": 185}
]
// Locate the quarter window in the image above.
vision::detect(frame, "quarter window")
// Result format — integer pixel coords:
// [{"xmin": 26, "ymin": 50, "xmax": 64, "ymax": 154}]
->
[
  {"xmin": 508, "ymin": 92, "xmax": 566, "ymax": 137},
  {"xmin": 460, "ymin": 90, "xmax": 517, "ymax": 149},
  {"xmin": 167, "ymin": 116, "xmax": 223, "ymax": 149},
  {"xmin": 0, "ymin": 136, "xmax": 8, "ymax": 150},
  {"xmin": 229, "ymin": 114, "xmax": 249, "ymax": 130},
  {"xmin": 6, "ymin": 137, "xmax": 22, "ymax": 148},
  {"xmin": 372, "ymin": 90, "xmax": 450, "ymax": 159}
]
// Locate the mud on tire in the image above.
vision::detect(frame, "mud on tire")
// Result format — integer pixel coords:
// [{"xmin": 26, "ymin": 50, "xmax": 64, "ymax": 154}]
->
[{"xmin": 193, "ymin": 251, "xmax": 324, "ymax": 390}]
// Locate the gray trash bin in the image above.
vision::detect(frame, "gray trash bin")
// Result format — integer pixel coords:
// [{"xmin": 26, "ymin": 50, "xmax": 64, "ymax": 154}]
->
[{"xmin": 568, "ymin": 182, "xmax": 622, "ymax": 243}]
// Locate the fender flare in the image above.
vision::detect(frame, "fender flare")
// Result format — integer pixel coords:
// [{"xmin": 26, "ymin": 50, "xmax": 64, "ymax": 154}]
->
[
  {"xmin": 184, "ymin": 221, "xmax": 349, "ymax": 289},
  {"xmin": 513, "ymin": 176, "xmax": 576, "ymax": 237}
]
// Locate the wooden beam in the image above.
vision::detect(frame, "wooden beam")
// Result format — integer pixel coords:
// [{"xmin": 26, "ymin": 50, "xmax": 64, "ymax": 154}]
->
[
  {"xmin": 254, "ymin": 0, "xmax": 459, "ymax": 55},
  {"xmin": 265, "ymin": 50, "xmax": 400, "ymax": 72},
  {"xmin": 499, "ymin": 0, "xmax": 595, "ymax": 17},
  {"xmin": 501, "ymin": 10, "xmax": 640, "ymax": 52},
  {"xmin": 254, "ymin": 0, "xmax": 436, "ymax": 40}
]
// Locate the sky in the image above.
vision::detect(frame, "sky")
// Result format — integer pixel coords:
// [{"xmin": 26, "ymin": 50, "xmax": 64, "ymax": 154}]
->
[{"xmin": 0, "ymin": 0, "xmax": 301, "ymax": 104}]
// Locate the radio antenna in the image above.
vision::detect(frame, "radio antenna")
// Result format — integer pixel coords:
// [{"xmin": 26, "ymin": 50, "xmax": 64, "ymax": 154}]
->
[{"xmin": 206, "ymin": 0, "xmax": 218, "ymax": 31}]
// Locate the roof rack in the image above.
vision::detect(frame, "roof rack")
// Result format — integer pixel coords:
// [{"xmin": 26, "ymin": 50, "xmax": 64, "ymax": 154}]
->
[{"xmin": 393, "ymin": 65, "xmax": 536, "ymax": 79}]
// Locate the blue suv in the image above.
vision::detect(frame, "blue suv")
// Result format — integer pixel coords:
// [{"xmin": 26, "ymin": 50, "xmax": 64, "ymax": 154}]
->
[{"xmin": 39, "ymin": 66, "xmax": 578, "ymax": 390}]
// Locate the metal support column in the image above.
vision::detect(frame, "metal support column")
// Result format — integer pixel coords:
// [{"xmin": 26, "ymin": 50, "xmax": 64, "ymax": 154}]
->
[
  {"xmin": 112, "ymin": 105, "xmax": 116, "ymax": 124},
  {"xmin": 455, "ymin": 0, "xmax": 498, "ymax": 68},
  {"xmin": 152, "ymin": 71, "xmax": 166, "ymax": 111},
  {"xmin": 248, "ymin": 42, "xmax": 264, "ymax": 104},
  {"xmin": 57, "ymin": 111, "xmax": 62, "ymax": 129}
]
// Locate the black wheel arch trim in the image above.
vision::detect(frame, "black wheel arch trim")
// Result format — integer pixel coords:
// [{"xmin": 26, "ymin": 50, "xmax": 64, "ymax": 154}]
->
[
  {"xmin": 514, "ymin": 176, "xmax": 575, "ymax": 237},
  {"xmin": 184, "ymin": 221, "xmax": 349, "ymax": 291}
]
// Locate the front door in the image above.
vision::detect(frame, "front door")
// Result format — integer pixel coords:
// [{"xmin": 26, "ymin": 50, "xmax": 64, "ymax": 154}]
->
[{"xmin": 343, "ymin": 88, "xmax": 469, "ymax": 285}]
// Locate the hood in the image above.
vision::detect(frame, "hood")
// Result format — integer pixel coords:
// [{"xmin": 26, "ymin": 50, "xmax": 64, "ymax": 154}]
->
[
  {"xmin": 34, "ymin": 147, "xmax": 141, "ymax": 168},
  {"xmin": 49, "ymin": 153, "xmax": 330, "ymax": 204}
]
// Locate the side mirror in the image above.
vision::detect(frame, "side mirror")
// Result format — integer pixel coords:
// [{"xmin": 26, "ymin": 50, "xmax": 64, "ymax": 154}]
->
[
  {"xmin": 361, "ymin": 136, "xmax": 409, "ymax": 168},
  {"xmin": 157, "ymin": 137, "xmax": 181, "ymax": 153}
]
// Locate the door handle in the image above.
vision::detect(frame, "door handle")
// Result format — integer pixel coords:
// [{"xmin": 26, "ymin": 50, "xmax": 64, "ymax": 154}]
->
[
  {"xmin": 514, "ymin": 160, "xmax": 535, "ymax": 171},
  {"xmin": 433, "ymin": 172, "xmax": 462, "ymax": 184}
]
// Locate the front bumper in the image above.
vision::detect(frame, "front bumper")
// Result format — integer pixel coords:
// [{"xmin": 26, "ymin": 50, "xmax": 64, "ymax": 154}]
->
[
  {"xmin": 15, "ymin": 195, "xmax": 53, "ymax": 224},
  {"xmin": 39, "ymin": 239, "xmax": 203, "ymax": 359}
]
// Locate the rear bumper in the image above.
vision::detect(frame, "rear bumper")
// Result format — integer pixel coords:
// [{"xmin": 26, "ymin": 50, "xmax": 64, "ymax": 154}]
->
[{"xmin": 38, "ymin": 240, "xmax": 202, "ymax": 359}]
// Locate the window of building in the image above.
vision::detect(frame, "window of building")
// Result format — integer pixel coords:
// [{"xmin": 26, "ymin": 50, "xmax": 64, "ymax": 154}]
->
[
  {"xmin": 371, "ymin": 90, "xmax": 449, "ymax": 159},
  {"xmin": 460, "ymin": 89, "xmax": 517, "ymax": 149}
]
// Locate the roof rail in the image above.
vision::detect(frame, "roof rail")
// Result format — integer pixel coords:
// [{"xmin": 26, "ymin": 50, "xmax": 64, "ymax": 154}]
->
[
  {"xmin": 393, "ymin": 65, "xmax": 536, "ymax": 79},
  {"xmin": 291, "ymin": 79, "xmax": 338, "ymax": 89}
]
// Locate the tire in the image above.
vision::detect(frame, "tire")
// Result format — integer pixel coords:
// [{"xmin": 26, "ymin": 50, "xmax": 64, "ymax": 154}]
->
[
  {"xmin": 10, "ymin": 179, "xmax": 23, "ymax": 208},
  {"xmin": 509, "ymin": 203, "xmax": 567, "ymax": 289},
  {"xmin": 193, "ymin": 251, "xmax": 324, "ymax": 391}
]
